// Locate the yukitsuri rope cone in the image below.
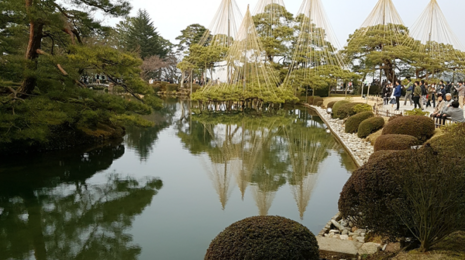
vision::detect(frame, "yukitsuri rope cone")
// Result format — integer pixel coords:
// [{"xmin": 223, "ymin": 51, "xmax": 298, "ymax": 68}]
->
[
  {"xmin": 252, "ymin": 0, "xmax": 286, "ymax": 15},
  {"xmin": 192, "ymin": 6, "xmax": 297, "ymax": 111},
  {"xmin": 404, "ymin": 0, "xmax": 465, "ymax": 79},
  {"xmin": 284, "ymin": 0, "xmax": 350, "ymax": 95}
]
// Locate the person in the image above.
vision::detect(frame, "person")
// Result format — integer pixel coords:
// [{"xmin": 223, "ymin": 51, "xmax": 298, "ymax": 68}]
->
[
  {"xmin": 426, "ymin": 83, "xmax": 436, "ymax": 108},
  {"xmin": 435, "ymin": 93, "xmax": 455, "ymax": 125},
  {"xmin": 443, "ymin": 101, "xmax": 465, "ymax": 123},
  {"xmin": 404, "ymin": 79, "xmax": 414, "ymax": 106},
  {"xmin": 445, "ymin": 82, "xmax": 452, "ymax": 94},
  {"xmin": 413, "ymin": 81, "xmax": 422, "ymax": 109},
  {"xmin": 420, "ymin": 80, "xmax": 427, "ymax": 110},
  {"xmin": 383, "ymin": 83, "xmax": 391, "ymax": 105},
  {"xmin": 394, "ymin": 80, "xmax": 402, "ymax": 111},
  {"xmin": 389, "ymin": 84, "xmax": 396, "ymax": 108},
  {"xmin": 96, "ymin": 74, "xmax": 100, "ymax": 85},
  {"xmin": 430, "ymin": 94, "xmax": 444, "ymax": 119},
  {"xmin": 149, "ymin": 78, "xmax": 154, "ymax": 85},
  {"xmin": 454, "ymin": 81, "xmax": 465, "ymax": 108}
]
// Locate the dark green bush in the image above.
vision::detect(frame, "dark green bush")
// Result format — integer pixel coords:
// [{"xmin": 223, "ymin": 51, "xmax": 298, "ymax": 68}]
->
[
  {"xmin": 332, "ymin": 100, "xmax": 350, "ymax": 118},
  {"xmin": 167, "ymin": 84, "xmax": 179, "ymax": 92},
  {"xmin": 382, "ymin": 116, "xmax": 435, "ymax": 142},
  {"xmin": 358, "ymin": 117, "xmax": 385, "ymax": 138},
  {"xmin": 327, "ymin": 101, "xmax": 337, "ymax": 108},
  {"xmin": 339, "ymin": 150, "xmax": 411, "ymax": 240},
  {"xmin": 336, "ymin": 102, "xmax": 365, "ymax": 119},
  {"xmin": 353, "ymin": 104, "xmax": 373, "ymax": 114},
  {"xmin": 374, "ymin": 134, "xmax": 419, "ymax": 152},
  {"xmin": 307, "ymin": 96, "xmax": 323, "ymax": 105},
  {"xmin": 316, "ymin": 101, "xmax": 323, "ymax": 107},
  {"xmin": 205, "ymin": 216, "xmax": 319, "ymax": 260},
  {"xmin": 345, "ymin": 111, "xmax": 374, "ymax": 133}
]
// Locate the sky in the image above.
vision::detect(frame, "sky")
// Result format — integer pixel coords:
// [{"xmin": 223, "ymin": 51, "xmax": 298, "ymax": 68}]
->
[{"xmin": 100, "ymin": 0, "xmax": 465, "ymax": 49}]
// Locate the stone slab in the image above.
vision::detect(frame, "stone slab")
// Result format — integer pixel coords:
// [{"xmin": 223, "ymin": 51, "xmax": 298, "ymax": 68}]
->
[{"xmin": 317, "ymin": 236, "xmax": 363, "ymax": 256}]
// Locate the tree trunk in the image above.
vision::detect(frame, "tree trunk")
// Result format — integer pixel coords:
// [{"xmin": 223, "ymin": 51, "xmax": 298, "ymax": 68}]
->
[{"xmin": 18, "ymin": 0, "xmax": 44, "ymax": 96}]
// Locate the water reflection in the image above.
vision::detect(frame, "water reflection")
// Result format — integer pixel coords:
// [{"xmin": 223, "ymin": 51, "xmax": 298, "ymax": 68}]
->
[
  {"xmin": 0, "ymin": 143, "xmax": 163, "ymax": 260},
  {"xmin": 176, "ymin": 108, "xmax": 341, "ymax": 219}
]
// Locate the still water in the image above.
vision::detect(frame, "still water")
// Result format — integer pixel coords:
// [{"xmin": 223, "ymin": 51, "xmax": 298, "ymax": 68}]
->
[{"xmin": 0, "ymin": 100, "xmax": 356, "ymax": 260}]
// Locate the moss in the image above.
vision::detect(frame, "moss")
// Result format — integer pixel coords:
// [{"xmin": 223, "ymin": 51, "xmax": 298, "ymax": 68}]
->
[
  {"xmin": 332, "ymin": 100, "xmax": 350, "ymax": 118},
  {"xmin": 374, "ymin": 134, "xmax": 420, "ymax": 152},
  {"xmin": 205, "ymin": 216, "xmax": 319, "ymax": 260},
  {"xmin": 358, "ymin": 117, "xmax": 385, "ymax": 138},
  {"xmin": 382, "ymin": 116, "xmax": 435, "ymax": 142},
  {"xmin": 345, "ymin": 111, "xmax": 374, "ymax": 133}
]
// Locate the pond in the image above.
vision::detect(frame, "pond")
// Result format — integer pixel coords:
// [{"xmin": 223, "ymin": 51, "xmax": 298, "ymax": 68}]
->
[{"xmin": 0, "ymin": 99, "xmax": 356, "ymax": 260}]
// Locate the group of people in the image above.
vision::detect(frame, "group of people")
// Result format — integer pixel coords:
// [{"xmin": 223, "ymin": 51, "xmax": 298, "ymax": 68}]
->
[{"xmin": 382, "ymin": 79, "xmax": 465, "ymax": 124}]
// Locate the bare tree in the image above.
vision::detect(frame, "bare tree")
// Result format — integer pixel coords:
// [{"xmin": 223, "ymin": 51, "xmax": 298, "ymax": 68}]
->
[{"xmin": 141, "ymin": 55, "xmax": 179, "ymax": 82}]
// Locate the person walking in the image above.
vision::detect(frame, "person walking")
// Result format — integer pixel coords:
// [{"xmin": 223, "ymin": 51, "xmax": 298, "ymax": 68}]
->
[
  {"xmin": 404, "ymin": 79, "xmax": 414, "ymax": 106},
  {"xmin": 382, "ymin": 83, "xmax": 391, "ymax": 105},
  {"xmin": 394, "ymin": 81, "xmax": 402, "ymax": 111},
  {"xmin": 413, "ymin": 81, "xmax": 422, "ymax": 109},
  {"xmin": 454, "ymin": 81, "xmax": 465, "ymax": 108},
  {"xmin": 420, "ymin": 80, "xmax": 427, "ymax": 110}
]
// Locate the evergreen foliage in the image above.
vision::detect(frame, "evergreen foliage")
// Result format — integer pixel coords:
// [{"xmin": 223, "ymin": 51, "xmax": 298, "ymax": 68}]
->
[
  {"xmin": 357, "ymin": 117, "xmax": 385, "ymax": 138},
  {"xmin": 344, "ymin": 111, "xmax": 374, "ymax": 133}
]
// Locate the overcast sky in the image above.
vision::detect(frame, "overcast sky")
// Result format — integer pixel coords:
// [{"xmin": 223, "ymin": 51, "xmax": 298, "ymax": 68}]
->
[{"xmin": 102, "ymin": 0, "xmax": 465, "ymax": 48}]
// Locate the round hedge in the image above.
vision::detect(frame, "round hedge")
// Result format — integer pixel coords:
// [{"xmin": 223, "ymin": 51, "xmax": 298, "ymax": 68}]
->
[
  {"xmin": 205, "ymin": 216, "xmax": 319, "ymax": 260},
  {"xmin": 315, "ymin": 101, "xmax": 323, "ymax": 107},
  {"xmin": 307, "ymin": 96, "xmax": 323, "ymax": 105},
  {"xmin": 336, "ymin": 102, "xmax": 365, "ymax": 119},
  {"xmin": 338, "ymin": 150, "xmax": 411, "ymax": 240},
  {"xmin": 358, "ymin": 117, "xmax": 385, "ymax": 138},
  {"xmin": 327, "ymin": 101, "xmax": 337, "ymax": 109},
  {"xmin": 345, "ymin": 111, "xmax": 374, "ymax": 134},
  {"xmin": 426, "ymin": 123, "xmax": 465, "ymax": 158},
  {"xmin": 374, "ymin": 134, "xmax": 420, "ymax": 152},
  {"xmin": 382, "ymin": 116, "xmax": 435, "ymax": 142},
  {"xmin": 331, "ymin": 100, "xmax": 350, "ymax": 118}
]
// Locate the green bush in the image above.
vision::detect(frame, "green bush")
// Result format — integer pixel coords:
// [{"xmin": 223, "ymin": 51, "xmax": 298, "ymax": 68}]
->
[
  {"xmin": 167, "ymin": 84, "xmax": 179, "ymax": 92},
  {"xmin": 374, "ymin": 134, "xmax": 420, "ymax": 152},
  {"xmin": 205, "ymin": 216, "xmax": 319, "ymax": 260},
  {"xmin": 327, "ymin": 101, "xmax": 337, "ymax": 108},
  {"xmin": 345, "ymin": 111, "xmax": 374, "ymax": 133},
  {"xmin": 353, "ymin": 104, "xmax": 373, "ymax": 114},
  {"xmin": 331, "ymin": 100, "xmax": 350, "ymax": 118},
  {"xmin": 388, "ymin": 114, "xmax": 403, "ymax": 122},
  {"xmin": 336, "ymin": 102, "xmax": 365, "ymax": 119},
  {"xmin": 307, "ymin": 96, "xmax": 323, "ymax": 105},
  {"xmin": 316, "ymin": 101, "xmax": 323, "ymax": 107},
  {"xmin": 358, "ymin": 117, "xmax": 385, "ymax": 138},
  {"xmin": 382, "ymin": 116, "xmax": 435, "ymax": 142}
]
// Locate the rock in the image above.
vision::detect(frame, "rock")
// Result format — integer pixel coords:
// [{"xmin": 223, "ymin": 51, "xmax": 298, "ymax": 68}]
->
[
  {"xmin": 331, "ymin": 220, "xmax": 344, "ymax": 231},
  {"xmin": 317, "ymin": 237, "xmax": 362, "ymax": 256},
  {"xmin": 384, "ymin": 242, "xmax": 401, "ymax": 253},
  {"xmin": 358, "ymin": 242, "xmax": 381, "ymax": 255},
  {"xmin": 342, "ymin": 230, "xmax": 349, "ymax": 236},
  {"xmin": 340, "ymin": 219, "xmax": 348, "ymax": 227},
  {"xmin": 349, "ymin": 221, "xmax": 354, "ymax": 228},
  {"xmin": 340, "ymin": 235, "xmax": 349, "ymax": 240},
  {"xmin": 356, "ymin": 237, "xmax": 365, "ymax": 243},
  {"xmin": 329, "ymin": 229, "xmax": 340, "ymax": 235}
]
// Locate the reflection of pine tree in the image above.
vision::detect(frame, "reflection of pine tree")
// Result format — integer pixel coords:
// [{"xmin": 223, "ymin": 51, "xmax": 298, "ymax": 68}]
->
[
  {"xmin": 285, "ymin": 123, "xmax": 336, "ymax": 219},
  {"xmin": 0, "ymin": 175, "xmax": 162, "ymax": 260}
]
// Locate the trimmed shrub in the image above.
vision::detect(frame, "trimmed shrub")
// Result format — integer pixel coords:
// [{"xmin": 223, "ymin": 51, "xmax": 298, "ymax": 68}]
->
[
  {"xmin": 316, "ymin": 101, "xmax": 323, "ymax": 107},
  {"xmin": 327, "ymin": 101, "xmax": 337, "ymax": 108},
  {"xmin": 366, "ymin": 129, "xmax": 383, "ymax": 145},
  {"xmin": 331, "ymin": 100, "xmax": 350, "ymax": 118},
  {"xmin": 388, "ymin": 114, "xmax": 402, "ymax": 122},
  {"xmin": 307, "ymin": 96, "xmax": 323, "ymax": 105},
  {"xmin": 345, "ymin": 111, "xmax": 374, "ymax": 133},
  {"xmin": 374, "ymin": 134, "xmax": 419, "ymax": 152},
  {"xmin": 339, "ymin": 150, "xmax": 411, "ymax": 240},
  {"xmin": 353, "ymin": 104, "xmax": 373, "ymax": 114},
  {"xmin": 340, "ymin": 146, "xmax": 465, "ymax": 250},
  {"xmin": 382, "ymin": 116, "xmax": 435, "ymax": 142},
  {"xmin": 427, "ymin": 123, "xmax": 465, "ymax": 158},
  {"xmin": 405, "ymin": 108, "xmax": 430, "ymax": 116},
  {"xmin": 167, "ymin": 84, "xmax": 179, "ymax": 92},
  {"xmin": 336, "ymin": 102, "xmax": 365, "ymax": 119},
  {"xmin": 205, "ymin": 216, "xmax": 319, "ymax": 260},
  {"xmin": 358, "ymin": 117, "xmax": 385, "ymax": 138}
]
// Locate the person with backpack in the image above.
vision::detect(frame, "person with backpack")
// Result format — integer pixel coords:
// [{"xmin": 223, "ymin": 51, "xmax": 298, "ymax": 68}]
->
[
  {"xmin": 413, "ymin": 81, "xmax": 422, "ymax": 109},
  {"xmin": 404, "ymin": 79, "xmax": 414, "ymax": 106}
]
